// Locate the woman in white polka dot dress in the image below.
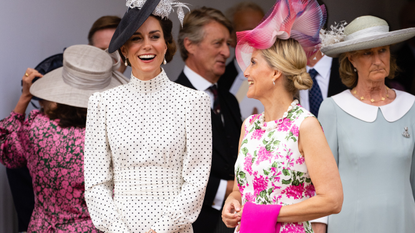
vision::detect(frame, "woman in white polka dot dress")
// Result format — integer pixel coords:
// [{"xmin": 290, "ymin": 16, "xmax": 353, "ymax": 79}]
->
[{"xmin": 83, "ymin": 1, "xmax": 212, "ymax": 232}]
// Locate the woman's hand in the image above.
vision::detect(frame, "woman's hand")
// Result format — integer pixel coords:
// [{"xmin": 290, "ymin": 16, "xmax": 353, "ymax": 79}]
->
[
  {"xmin": 13, "ymin": 68, "xmax": 43, "ymax": 114},
  {"xmin": 21, "ymin": 68, "xmax": 42, "ymax": 99},
  {"xmin": 222, "ymin": 196, "xmax": 242, "ymax": 228}
]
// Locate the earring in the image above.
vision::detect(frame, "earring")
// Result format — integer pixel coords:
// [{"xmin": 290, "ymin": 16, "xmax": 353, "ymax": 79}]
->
[
  {"xmin": 354, "ymin": 68, "xmax": 357, "ymax": 72},
  {"xmin": 125, "ymin": 58, "xmax": 128, "ymax": 67},
  {"xmin": 163, "ymin": 58, "xmax": 167, "ymax": 65},
  {"xmin": 273, "ymin": 80, "xmax": 276, "ymax": 85}
]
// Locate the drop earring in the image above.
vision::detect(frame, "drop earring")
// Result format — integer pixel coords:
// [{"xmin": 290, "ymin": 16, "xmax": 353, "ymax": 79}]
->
[
  {"xmin": 273, "ymin": 80, "xmax": 276, "ymax": 85},
  {"xmin": 163, "ymin": 58, "xmax": 167, "ymax": 65},
  {"xmin": 354, "ymin": 68, "xmax": 357, "ymax": 72},
  {"xmin": 125, "ymin": 58, "xmax": 128, "ymax": 67}
]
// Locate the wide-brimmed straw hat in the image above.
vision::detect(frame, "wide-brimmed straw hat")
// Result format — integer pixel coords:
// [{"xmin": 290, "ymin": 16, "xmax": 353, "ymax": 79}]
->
[
  {"xmin": 30, "ymin": 45, "xmax": 128, "ymax": 108},
  {"xmin": 321, "ymin": 15, "xmax": 415, "ymax": 57},
  {"xmin": 235, "ymin": 0, "xmax": 326, "ymax": 71}
]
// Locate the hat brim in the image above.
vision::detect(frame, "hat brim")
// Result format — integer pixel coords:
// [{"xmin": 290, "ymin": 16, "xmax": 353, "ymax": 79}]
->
[
  {"xmin": 108, "ymin": 0, "xmax": 161, "ymax": 53},
  {"xmin": 30, "ymin": 68, "xmax": 127, "ymax": 108},
  {"xmin": 321, "ymin": 27, "xmax": 415, "ymax": 57}
]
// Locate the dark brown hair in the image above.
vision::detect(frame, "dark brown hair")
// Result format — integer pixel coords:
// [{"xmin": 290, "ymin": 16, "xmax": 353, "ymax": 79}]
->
[
  {"xmin": 119, "ymin": 15, "xmax": 177, "ymax": 65},
  {"xmin": 88, "ymin": 16, "xmax": 121, "ymax": 45},
  {"xmin": 41, "ymin": 101, "xmax": 87, "ymax": 128}
]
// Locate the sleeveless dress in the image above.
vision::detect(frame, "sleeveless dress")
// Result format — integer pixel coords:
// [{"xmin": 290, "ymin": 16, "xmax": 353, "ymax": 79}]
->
[{"xmin": 235, "ymin": 104, "xmax": 315, "ymax": 233}]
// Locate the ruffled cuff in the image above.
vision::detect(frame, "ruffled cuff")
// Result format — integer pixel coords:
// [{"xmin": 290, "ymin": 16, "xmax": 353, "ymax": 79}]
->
[
  {"xmin": 240, "ymin": 202, "xmax": 282, "ymax": 233},
  {"xmin": 1, "ymin": 111, "xmax": 25, "ymax": 131}
]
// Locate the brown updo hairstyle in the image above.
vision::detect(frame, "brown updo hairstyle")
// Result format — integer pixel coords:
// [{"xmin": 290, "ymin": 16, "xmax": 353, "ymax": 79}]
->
[
  {"xmin": 40, "ymin": 100, "xmax": 87, "ymax": 128},
  {"xmin": 261, "ymin": 38, "xmax": 313, "ymax": 96},
  {"xmin": 338, "ymin": 47, "xmax": 398, "ymax": 88},
  {"xmin": 119, "ymin": 15, "xmax": 177, "ymax": 65}
]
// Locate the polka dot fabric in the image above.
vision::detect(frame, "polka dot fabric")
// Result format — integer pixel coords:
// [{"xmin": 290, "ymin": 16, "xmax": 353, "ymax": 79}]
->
[{"xmin": 84, "ymin": 69, "xmax": 212, "ymax": 233}]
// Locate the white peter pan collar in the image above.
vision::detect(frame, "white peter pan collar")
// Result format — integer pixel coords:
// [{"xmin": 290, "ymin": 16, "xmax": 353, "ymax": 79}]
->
[{"xmin": 332, "ymin": 89, "xmax": 415, "ymax": 122}]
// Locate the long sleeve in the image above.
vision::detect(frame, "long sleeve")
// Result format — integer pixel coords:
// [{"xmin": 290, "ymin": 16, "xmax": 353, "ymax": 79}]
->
[
  {"xmin": 0, "ymin": 111, "xmax": 29, "ymax": 168},
  {"xmin": 152, "ymin": 92, "xmax": 212, "ymax": 233},
  {"xmin": 84, "ymin": 93, "xmax": 130, "ymax": 232}
]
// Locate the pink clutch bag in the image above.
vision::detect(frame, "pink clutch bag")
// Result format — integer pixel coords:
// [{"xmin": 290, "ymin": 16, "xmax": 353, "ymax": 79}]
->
[{"xmin": 239, "ymin": 202, "xmax": 282, "ymax": 233}]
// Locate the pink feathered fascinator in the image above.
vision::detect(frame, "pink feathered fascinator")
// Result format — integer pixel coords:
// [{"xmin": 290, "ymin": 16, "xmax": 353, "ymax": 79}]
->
[{"xmin": 235, "ymin": 0, "xmax": 327, "ymax": 71}]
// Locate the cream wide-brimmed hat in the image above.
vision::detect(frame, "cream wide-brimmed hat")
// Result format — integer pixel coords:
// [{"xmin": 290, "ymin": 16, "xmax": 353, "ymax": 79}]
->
[
  {"xmin": 321, "ymin": 15, "xmax": 415, "ymax": 57},
  {"xmin": 30, "ymin": 44, "xmax": 128, "ymax": 108}
]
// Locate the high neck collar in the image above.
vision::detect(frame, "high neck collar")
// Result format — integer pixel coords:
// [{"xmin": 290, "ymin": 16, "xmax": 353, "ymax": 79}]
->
[{"xmin": 130, "ymin": 69, "xmax": 169, "ymax": 94}]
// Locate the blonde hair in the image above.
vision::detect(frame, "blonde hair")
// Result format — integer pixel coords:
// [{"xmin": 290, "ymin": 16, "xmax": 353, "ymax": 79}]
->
[{"xmin": 261, "ymin": 38, "xmax": 313, "ymax": 95}]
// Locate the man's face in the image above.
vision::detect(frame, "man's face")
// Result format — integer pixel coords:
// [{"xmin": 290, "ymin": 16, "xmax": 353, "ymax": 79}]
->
[
  {"xmin": 91, "ymin": 28, "xmax": 116, "ymax": 50},
  {"xmin": 189, "ymin": 21, "xmax": 231, "ymax": 83},
  {"xmin": 230, "ymin": 9, "xmax": 264, "ymax": 47}
]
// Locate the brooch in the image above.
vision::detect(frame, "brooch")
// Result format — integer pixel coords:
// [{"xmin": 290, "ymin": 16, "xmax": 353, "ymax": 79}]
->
[{"xmin": 403, "ymin": 127, "xmax": 410, "ymax": 138}]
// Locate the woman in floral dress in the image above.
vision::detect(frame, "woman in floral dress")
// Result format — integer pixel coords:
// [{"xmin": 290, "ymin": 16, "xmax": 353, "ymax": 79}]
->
[
  {"xmin": 0, "ymin": 45, "xmax": 127, "ymax": 232},
  {"xmin": 222, "ymin": 0, "xmax": 343, "ymax": 232}
]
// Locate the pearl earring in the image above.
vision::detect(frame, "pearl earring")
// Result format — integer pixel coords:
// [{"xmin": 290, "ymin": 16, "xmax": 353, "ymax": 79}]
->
[
  {"xmin": 354, "ymin": 68, "xmax": 357, "ymax": 72},
  {"xmin": 125, "ymin": 58, "xmax": 128, "ymax": 67},
  {"xmin": 273, "ymin": 80, "xmax": 276, "ymax": 85},
  {"xmin": 163, "ymin": 58, "xmax": 167, "ymax": 65}
]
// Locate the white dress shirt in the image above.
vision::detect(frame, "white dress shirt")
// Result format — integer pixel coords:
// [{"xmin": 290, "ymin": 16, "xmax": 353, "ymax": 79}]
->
[
  {"xmin": 299, "ymin": 55, "xmax": 333, "ymax": 111},
  {"xmin": 183, "ymin": 65, "xmax": 228, "ymax": 211}
]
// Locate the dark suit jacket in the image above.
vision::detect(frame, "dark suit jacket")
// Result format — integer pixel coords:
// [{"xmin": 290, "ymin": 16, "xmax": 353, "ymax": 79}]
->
[
  {"xmin": 327, "ymin": 58, "xmax": 348, "ymax": 97},
  {"xmin": 392, "ymin": 43, "xmax": 415, "ymax": 94},
  {"xmin": 218, "ymin": 60, "xmax": 239, "ymax": 92},
  {"xmin": 176, "ymin": 72, "xmax": 242, "ymax": 233}
]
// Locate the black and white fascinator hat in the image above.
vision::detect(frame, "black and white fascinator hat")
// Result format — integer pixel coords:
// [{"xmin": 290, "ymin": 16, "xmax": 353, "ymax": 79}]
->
[{"xmin": 108, "ymin": 0, "xmax": 189, "ymax": 53}]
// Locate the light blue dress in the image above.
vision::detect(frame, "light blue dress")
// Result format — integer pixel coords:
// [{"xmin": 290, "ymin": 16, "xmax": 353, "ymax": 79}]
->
[{"xmin": 318, "ymin": 89, "xmax": 415, "ymax": 233}]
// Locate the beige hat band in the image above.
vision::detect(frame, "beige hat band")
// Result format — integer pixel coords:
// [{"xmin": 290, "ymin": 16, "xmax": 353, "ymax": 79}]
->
[
  {"xmin": 62, "ymin": 66, "xmax": 112, "ymax": 90},
  {"xmin": 345, "ymin": 25, "xmax": 389, "ymax": 41}
]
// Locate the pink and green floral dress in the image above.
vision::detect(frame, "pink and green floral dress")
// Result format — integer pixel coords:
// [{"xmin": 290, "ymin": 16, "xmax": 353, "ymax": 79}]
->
[
  {"xmin": 0, "ymin": 110, "xmax": 100, "ymax": 232},
  {"xmin": 235, "ymin": 104, "xmax": 315, "ymax": 233}
]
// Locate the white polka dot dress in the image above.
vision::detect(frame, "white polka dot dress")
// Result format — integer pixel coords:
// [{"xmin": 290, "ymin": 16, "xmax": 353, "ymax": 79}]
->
[{"xmin": 84, "ymin": 69, "xmax": 212, "ymax": 233}]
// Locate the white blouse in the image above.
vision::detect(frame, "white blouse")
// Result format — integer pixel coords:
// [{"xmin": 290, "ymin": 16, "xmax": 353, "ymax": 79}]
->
[{"xmin": 84, "ymin": 70, "xmax": 212, "ymax": 233}]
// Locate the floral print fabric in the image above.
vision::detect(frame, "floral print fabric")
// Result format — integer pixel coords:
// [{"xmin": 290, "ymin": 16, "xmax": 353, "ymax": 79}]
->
[
  {"xmin": 0, "ymin": 110, "xmax": 99, "ymax": 232},
  {"xmin": 235, "ymin": 104, "xmax": 315, "ymax": 233}
]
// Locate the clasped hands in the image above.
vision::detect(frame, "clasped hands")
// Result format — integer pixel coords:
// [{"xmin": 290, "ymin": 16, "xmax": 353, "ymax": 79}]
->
[{"xmin": 222, "ymin": 198, "xmax": 244, "ymax": 231}]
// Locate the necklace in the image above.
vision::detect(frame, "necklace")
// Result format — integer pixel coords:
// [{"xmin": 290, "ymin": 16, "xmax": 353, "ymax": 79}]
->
[
  {"xmin": 258, "ymin": 99, "xmax": 299, "ymax": 131},
  {"xmin": 352, "ymin": 86, "xmax": 389, "ymax": 103}
]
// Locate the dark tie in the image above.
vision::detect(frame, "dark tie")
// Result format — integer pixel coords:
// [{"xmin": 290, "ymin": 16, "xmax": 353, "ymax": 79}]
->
[
  {"xmin": 308, "ymin": 68, "xmax": 323, "ymax": 117},
  {"xmin": 208, "ymin": 85, "xmax": 221, "ymax": 114}
]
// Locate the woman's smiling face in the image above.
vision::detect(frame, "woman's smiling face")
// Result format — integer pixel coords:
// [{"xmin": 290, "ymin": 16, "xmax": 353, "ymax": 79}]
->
[
  {"xmin": 244, "ymin": 49, "xmax": 277, "ymax": 100},
  {"xmin": 121, "ymin": 16, "xmax": 167, "ymax": 80}
]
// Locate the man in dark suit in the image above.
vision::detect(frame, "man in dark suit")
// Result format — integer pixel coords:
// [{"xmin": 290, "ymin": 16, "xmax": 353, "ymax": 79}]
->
[
  {"xmin": 176, "ymin": 7, "xmax": 242, "ymax": 233},
  {"xmin": 299, "ymin": 0, "xmax": 347, "ymax": 118},
  {"xmin": 219, "ymin": 2, "xmax": 265, "ymax": 120},
  {"xmin": 299, "ymin": 51, "xmax": 348, "ymax": 116}
]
